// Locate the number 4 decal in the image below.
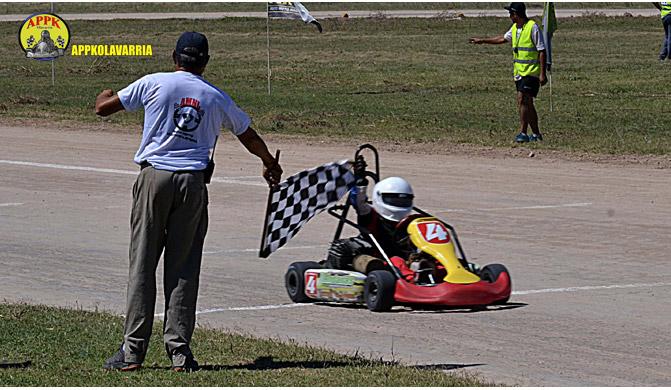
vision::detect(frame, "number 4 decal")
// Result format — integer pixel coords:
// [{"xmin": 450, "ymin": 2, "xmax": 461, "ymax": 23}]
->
[
  {"xmin": 419, "ymin": 222, "xmax": 451, "ymax": 244},
  {"xmin": 425, "ymin": 223, "xmax": 447, "ymax": 241},
  {"xmin": 305, "ymin": 272, "xmax": 317, "ymax": 295}
]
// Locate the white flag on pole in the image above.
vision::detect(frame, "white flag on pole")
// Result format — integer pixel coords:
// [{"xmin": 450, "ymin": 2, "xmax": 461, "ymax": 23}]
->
[{"xmin": 267, "ymin": 2, "xmax": 323, "ymax": 32}]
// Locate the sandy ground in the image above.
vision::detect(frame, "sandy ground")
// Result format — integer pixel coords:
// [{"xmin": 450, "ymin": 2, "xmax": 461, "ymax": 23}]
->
[{"xmin": 1, "ymin": 124, "xmax": 670, "ymax": 386}]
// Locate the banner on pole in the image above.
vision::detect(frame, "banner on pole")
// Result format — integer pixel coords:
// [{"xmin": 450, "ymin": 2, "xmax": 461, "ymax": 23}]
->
[
  {"xmin": 268, "ymin": 2, "xmax": 323, "ymax": 32},
  {"xmin": 259, "ymin": 160, "xmax": 355, "ymax": 258},
  {"xmin": 542, "ymin": 2, "xmax": 557, "ymax": 70}
]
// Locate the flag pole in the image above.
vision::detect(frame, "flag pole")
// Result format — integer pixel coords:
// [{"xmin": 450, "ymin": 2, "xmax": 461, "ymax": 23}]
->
[
  {"xmin": 549, "ymin": 71, "xmax": 553, "ymax": 112},
  {"xmin": 51, "ymin": 2, "xmax": 55, "ymax": 87},
  {"xmin": 542, "ymin": 2, "xmax": 556, "ymax": 113},
  {"xmin": 259, "ymin": 149, "xmax": 280, "ymax": 258},
  {"xmin": 266, "ymin": 4, "xmax": 271, "ymax": 96}
]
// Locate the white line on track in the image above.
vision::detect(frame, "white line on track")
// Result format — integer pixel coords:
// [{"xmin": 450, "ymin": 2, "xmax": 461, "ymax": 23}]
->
[
  {"xmin": 2, "ymin": 159, "xmax": 593, "ymax": 209},
  {"xmin": 0, "ymin": 203, "xmax": 24, "ymax": 207},
  {"xmin": 155, "ymin": 303, "xmax": 310, "ymax": 317},
  {"xmin": 203, "ymin": 245, "xmax": 320, "ymax": 255},
  {"xmin": 512, "ymin": 281, "xmax": 671, "ymax": 295},
  {"xmin": 158, "ymin": 281, "xmax": 671, "ymax": 317},
  {"xmin": 0, "ymin": 159, "xmax": 265, "ymax": 186},
  {"xmin": 432, "ymin": 202, "xmax": 593, "ymax": 213}
]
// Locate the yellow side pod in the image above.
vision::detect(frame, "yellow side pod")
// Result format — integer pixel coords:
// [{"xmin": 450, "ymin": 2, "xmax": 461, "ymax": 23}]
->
[{"xmin": 407, "ymin": 217, "xmax": 480, "ymax": 284}]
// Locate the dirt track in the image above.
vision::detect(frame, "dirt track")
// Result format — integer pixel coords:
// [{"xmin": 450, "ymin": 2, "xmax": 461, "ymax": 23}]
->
[{"xmin": 1, "ymin": 125, "xmax": 670, "ymax": 386}]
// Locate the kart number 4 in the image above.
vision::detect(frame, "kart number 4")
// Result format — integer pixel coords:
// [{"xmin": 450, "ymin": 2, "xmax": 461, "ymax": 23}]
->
[
  {"xmin": 305, "ymin": 272, "xmax": 318, "ymax": 295},
  {"xmin": 418, "ymin": 222, "xmax": 450, "ymax": 244}
]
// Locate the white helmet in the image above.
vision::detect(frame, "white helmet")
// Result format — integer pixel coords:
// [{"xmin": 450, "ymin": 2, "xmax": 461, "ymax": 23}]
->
[{"xmin": 372, "ymin": 177, "xmax": 414, "ymax": 222}]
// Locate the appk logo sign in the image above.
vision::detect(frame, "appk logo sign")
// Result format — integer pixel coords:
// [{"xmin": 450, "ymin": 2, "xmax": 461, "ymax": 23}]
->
[{"xmin": 18, "ymin": 13, "xmax": 70, "ymax": 61}]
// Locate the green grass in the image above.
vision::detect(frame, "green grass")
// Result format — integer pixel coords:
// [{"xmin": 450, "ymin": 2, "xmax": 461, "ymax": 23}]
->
[
  {"xmin": 0, "ymin": 303, "xmax": 491, "ymax": 386},
  {"xmin": 1, "ymin": 15, "xmax": 669, "ymax": 155},
  {"xmin": 0, "ymin": 2, "xmax": 658, "ymax": 15}
]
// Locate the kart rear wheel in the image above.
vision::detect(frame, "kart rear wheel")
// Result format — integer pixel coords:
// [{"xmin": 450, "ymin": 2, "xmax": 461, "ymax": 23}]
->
[
  {"xmin": 285, "ymin": 261, "xmax": 321, "ymax": 303},
  {"xmin": 364, "ymin": 270, "xmax": 396, "ymax": 312},
  {"xmin": 480, "ymin": 263, "xmax": 511, "ymax": 304}
]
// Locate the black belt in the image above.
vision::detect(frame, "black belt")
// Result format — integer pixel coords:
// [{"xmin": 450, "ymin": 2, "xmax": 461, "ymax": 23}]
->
[{"xmin": 139, "ymin": 161, "xmax": 204, "ymax": 175}]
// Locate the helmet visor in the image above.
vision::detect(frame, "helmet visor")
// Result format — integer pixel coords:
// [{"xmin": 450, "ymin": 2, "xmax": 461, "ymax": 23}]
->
[{"xmin": 381, "ymin": 193, "xmax": 414, "ymax": 208}]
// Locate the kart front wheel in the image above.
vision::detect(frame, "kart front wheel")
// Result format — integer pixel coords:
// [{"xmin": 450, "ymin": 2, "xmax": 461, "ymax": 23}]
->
[
  {"xmin": 285, "ymin": 261, "xmax": 321, "ymax": 303},
  {"xmin": 480, "ymin": 263, "xmax": 511, "ymax": 304},
  {"xmin": 364, "ymin": 270, "xmax": 396, "ymax": 312}
]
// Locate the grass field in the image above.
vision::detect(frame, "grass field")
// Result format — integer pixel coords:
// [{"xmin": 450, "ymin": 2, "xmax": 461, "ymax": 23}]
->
[
  {"xmin": 1, "ymin": 15, "xmax": 669, "ymax": 155},
  {"xmin": 0, "ymin": 303, "xmax": 491, "ymax": 386},
  {"xmin": 0, "ymin": 2, "xmax": 657, "ymax": 15}
]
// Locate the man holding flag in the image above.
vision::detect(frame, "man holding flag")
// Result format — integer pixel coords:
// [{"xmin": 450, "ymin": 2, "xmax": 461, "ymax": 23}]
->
[
  {"xmin": 95, "ymin": 31, "xmax": 283, "ymax": 372},
  {"xmin": 470, "ymin": 2, "xmax": 547, "ymax": 143}
]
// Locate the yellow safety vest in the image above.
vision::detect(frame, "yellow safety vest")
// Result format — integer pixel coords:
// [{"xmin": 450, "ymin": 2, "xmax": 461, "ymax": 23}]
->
[
  {"xmin": 661, "ymin": 2, "xmax": 671, "ymax": 18},
  {"xmin": 511, "ymin": 20, "xmax": 541, "ymax": 78}
]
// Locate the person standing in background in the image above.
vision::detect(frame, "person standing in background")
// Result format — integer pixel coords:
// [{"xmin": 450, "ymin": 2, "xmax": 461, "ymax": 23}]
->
[
  {"xmin": 469, "ymin": 2, "xmax": 547, "ymax": 143},
  {"xmin": 654, "ymin": 2, "xmax": 671, "ymax": 61}
]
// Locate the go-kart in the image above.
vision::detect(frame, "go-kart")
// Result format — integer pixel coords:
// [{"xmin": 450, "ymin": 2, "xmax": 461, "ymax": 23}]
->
[{"xmin": 284, "ymin": 144, "xmax": 512, "ymax": 312}]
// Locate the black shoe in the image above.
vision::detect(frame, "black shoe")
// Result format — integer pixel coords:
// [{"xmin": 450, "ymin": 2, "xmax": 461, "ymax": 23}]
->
[
  {"xmin": 103, "ymin": 345, "xmax": 142, "ymax": 371},
  {"xmin": 172, "ymin": 353, "xmax": 199, "ymax": 372},
  {"xmin": 515, "ymin": 132, "xmax": 530, "ymax": 143}
]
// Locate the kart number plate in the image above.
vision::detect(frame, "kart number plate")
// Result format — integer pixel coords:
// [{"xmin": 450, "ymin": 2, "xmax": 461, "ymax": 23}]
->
[
  {"xmin": 304, "ymin": 269, "xmax": 365, "ymax": 303},
  {"xmin": 417, "ymin": 221, "xmax": 451, "ymax": 244},
  {"xmin": 305, "ymin": 272, "xmax": 318, "ymax": 295}
]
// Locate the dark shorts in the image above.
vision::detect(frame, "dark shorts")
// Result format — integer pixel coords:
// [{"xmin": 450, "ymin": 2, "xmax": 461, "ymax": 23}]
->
[{"xmin": 515, "ymin": 76, "xmax": 540, "ymax": 98}]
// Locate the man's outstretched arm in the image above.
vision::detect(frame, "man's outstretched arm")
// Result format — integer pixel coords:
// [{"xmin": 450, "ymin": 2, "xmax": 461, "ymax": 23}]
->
[
  {"xmin": 469, "ymin": 35, "xmax": 507, "ymax": 45},
  {"xmin": 95, "ymin": 89, "xmax": 125, "ymax": 117}
]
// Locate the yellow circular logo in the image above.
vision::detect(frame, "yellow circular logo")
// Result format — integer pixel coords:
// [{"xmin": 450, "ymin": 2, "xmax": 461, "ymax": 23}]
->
[{"xmin": 18, "ymin": 13, "xmax": 70, "ymax": 61}]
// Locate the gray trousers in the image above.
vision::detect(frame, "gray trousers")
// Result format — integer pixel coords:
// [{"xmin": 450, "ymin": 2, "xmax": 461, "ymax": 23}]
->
[{"xmin": 123, "ymin": 166, "xmax": 208, "ymax": 366}]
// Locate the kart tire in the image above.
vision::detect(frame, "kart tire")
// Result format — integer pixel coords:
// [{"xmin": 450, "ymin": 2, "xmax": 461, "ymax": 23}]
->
[
  {"xmin": 285, "ymin": 261, "xmax": 321, "ymax": 303},
  {"xmin": 364, "ymin": 270, "xmax": 396, "ymax": 312},
  {"xmin": 480, "ymin": 263, "xmax": 511, "ymax": 304}
]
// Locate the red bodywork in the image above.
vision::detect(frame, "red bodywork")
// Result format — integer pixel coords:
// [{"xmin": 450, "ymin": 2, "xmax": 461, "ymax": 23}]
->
[{"xmin": 390, "ymin": 256, "xmax": 512, "ymax": 306}]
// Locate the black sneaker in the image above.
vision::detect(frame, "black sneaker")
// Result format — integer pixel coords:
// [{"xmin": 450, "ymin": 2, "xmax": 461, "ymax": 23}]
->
[
  {"xmin": 172, "ymin": 354, "xmax": 199, "ymax": 372},
  {"xmin": 515, "ymin": 132, "xmax": 530, "ymax": 143},
  {"xmin": 103, "ymin": 345, "xmax": 142, "ymax": 371}
]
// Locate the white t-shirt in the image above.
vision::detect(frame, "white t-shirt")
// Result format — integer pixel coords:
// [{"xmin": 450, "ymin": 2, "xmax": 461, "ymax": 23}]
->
[
  {"xmin": 504, "ymin": 22, "xmax": 546, "ymax": 51},
  {"xmin": 118, "ymin": 71, "xmax": 251, "ymax": 171}
]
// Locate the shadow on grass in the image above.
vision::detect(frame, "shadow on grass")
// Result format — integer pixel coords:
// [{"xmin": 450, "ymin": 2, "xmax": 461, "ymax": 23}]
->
[
  {"xmin": 0, "ymin": 361, "xmax": 31, "ymax": 369},
  {"xmin": 412, "ymin": 363, "xmax": 485, "ymax": 371},
  {"xmin": 145, "ymin": 356, "xmax": 353, "ymax": 372}
]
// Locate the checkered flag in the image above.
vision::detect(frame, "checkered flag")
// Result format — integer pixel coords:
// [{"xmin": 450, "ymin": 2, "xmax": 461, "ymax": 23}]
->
[{"xmin": 259, "ymin": 160, "xmax": 355, "ymax": 258}]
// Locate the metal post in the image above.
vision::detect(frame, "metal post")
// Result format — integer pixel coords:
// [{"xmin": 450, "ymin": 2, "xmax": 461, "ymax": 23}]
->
[
  {"xmin": 51, "ymin": 2, "xmax": 55, "ymax": 86},
  {"xmin": 549, "ymin": 71, "xmax": 553, "ymax": 112},
  {"xmin": 266, "ymin": 5, "xmax": 271, "ymax": 96}
]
